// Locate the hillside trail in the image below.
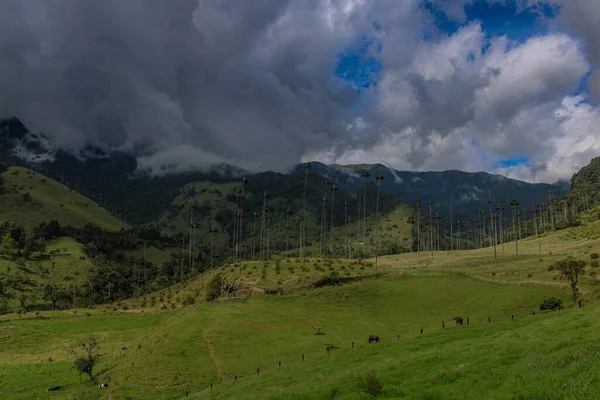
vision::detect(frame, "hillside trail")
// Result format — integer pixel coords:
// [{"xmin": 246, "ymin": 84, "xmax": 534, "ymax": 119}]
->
[{"xmin": 203, "ymin": 330, "xmax": 224, "ymax": 381}]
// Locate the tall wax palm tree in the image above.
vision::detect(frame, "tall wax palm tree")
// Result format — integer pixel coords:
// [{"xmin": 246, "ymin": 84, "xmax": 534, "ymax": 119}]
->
[
  {"xmin": 467, "ymin": 220, "xmax": 471, "ymax": 250},
  {"xmin": 428, "ymin": 200, "xmax": 434, "ymax": 257},
  {"xmin": 238, "ymin": 177, "xmax": 248, "ymax": 262},
  {"xmin": 548, "ymin": 189, "xmax": 554, "ymax": 231},
  {"xmin": 330, "ymin": 185, "xmax": 339, "ymax": 257},
  {"xmin": 521, "ymin": 209, "xmax": 528, "ymax": 237},
  {"xmin": 496, "ymin": 202, "xmax": 505, "ymax": 253},
  {"xmin": 209, "ymin": 226, "xmax": 218, "ymax": 269},
  {"xmin": 449, "ymin": 203, "xmax": 453, "ymax": 251},
  {"xmin": 301, "ymin": 163, "xmax": 311, "ymax": 266},
  {"xmin": 488, "ymin": 195, "xmax": 496, "ymax": 257},
  {"xmin": 416, "ymin": 199, "xmax": 422, "ymax": 252},
  {"xmin": 283, "ymin": 209, "xmax": 292, "ymax": 258},
  {"xmin": 492, "ymin": 214, "xmax": 498, "ymax": 260},
  {"xmin": 361, "ymin": 172, "xmax": 371, "ymax": 248},
  {"xmin": 266, "ymin": 206, "xmax": 274, "ymax": 260},
  {"xmin": 532, "ymin": 204, "xmax": 538, "ymax": 237},
  {"xmin": 321, "ymin": 180, "xmax": 331, "ymax": 257},
  {"xmin": 509, "ymin": 198, "xmax": 520, "ymax": 255},
  {"xmin": 320, "ymin": 196, "xmax": 328, "ymax": 258},
  {"xmin": 260, "ymin": 192, "xmax": 269, "ymax": 259},
  {"xmin": 252, "ymin": 211, "xmax": 259, "ymax": 260},
  {"xmin": 188, "ymin": 208, "xmax": 193, "ymax": 273},
  {"xmin": 456, "ymin": 220, "xmax": 461, "ymax": 250},
  {"xmin": 298, "ymin": 215, "xmax": 304, "ymax": 254},
  {"xmin": 375, "ymin": 174, "xmax": 384, "ymax": 267},
  {"xmin": 344, "ymin": 201, "xmax": 349, "ymax": 259},
  {"xmin": 481, "ymin": 210, "xmax": 487, "ymax": 248},
  {"xmin": 434, "ymin": 213, "xmax": 441, "ymax": 251}
]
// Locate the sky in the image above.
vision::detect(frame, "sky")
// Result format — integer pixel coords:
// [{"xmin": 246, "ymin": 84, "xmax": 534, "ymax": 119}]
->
[{"xmin": 0, "ymin": 0, "xmax": 599, "ymax": 184}]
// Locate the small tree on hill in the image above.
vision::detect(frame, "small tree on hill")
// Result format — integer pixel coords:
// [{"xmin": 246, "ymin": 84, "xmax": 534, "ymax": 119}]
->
[
  {"xmin": 70, "ymin": 335, "xmax": 101, "ymax": 382},
  {"xmin": 205, "ymin": 273, "xmax": 223, "ymax": 301},
  {"xmin": 550, "ymin": 257, "xmax": 586, "ymax": 302}
]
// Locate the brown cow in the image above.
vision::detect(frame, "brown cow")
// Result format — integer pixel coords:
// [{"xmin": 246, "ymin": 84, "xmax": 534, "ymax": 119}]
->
[
  {"xmin": 368, "ymin": 335, "xmax": 380, "ymax": 344},
  {"xmin": 48, "ymin": 357, "xmax": 53, "ymax": 362},
  {"xmin": 454, "ymin": 316, "xmax": 464, "ymax": 326}
]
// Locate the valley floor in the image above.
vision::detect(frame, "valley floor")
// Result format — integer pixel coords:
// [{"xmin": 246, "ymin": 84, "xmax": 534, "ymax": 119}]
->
[{"xmin": 2, "ymin": 222, "xmax": 600, "ymax": 399}]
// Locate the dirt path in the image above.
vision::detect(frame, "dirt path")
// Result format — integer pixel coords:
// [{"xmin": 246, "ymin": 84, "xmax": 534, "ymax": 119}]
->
[{"xmin": 203, "ymin": 330, "xmax": 223, "ymax": 381}]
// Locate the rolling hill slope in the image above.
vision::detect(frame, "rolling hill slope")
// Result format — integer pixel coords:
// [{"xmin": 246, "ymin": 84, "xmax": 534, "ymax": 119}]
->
[{"xmin": 0, "ymin": 165, "xmax": 127, "ymax": 232}]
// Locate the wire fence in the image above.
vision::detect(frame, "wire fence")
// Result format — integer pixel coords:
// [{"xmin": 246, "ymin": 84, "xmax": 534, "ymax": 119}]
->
[{"xmin": 181, "ymin": 305, "xmax": 568, "ymax": 397}]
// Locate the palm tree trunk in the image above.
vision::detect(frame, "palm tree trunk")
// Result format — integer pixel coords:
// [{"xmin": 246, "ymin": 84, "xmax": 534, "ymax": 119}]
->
[
  {"xmin": 302, "ymin": 167, "xmax": 309, "ymax": 265},
  {"xmin": 429, "ymin": 203, "xmax": 433, "ymax": 257},
  {"xmin": 375, "ymin": 182, "xmax": 381, "ymax": 267}
]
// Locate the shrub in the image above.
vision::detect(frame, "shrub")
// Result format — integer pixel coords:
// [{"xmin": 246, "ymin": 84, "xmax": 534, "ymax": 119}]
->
[
  {"xmin": 356, "ymin": 370, "xmax": 383, "ymax": 397},
  {"xmin": 540, "ymin": 297, "xmax": 563, "ymax": 311},
  {"xmin": 122, "ymin": 305, "xmax": 129, "ymax": 311},
  {"xmin": 288, "ymin": 267, "xmax": 295, "ymax": 273},
  {"xmin": 182, "ymin": 296, "xmax": 195, "ymax": 306},
  {"xmin": 527, "ymin": 273, "xmax": 533, "ymax": 278},
  {"xmin": 591, "ymin": 253, "xmax": 599, "ymax": 259},
  {"xmin": 275, "ymin": 264, "xmax": 281, "ymax": 274},
  {"xmin": 591, "ymin": 260, "xmax": 599, "ymax": 268},
  {"xmin": 205, "ymin": 273, "xmax": 223, "ymax": 301},
  {"xmin": 261, "ymin": 268, "xmax": 267, "ymax": 279}
]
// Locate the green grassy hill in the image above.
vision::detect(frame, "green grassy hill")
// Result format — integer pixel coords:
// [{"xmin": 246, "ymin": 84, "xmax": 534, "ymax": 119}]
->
[
  {"xmin": 2, "ymin": 215, "xmax": 600, "ymax": 399},
  {"xmin": 0, "ymin": 166, "xmax": 127, "ymax": 232},
  {"xmin": 152, "ymin": 175, "xmax": 402, "ymax": 264}
]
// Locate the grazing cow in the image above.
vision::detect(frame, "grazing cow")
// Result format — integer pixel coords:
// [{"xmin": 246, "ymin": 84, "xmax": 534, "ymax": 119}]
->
[
  {"xmin": 454, "ymin": 316, "xmax": 464, "ymax": 326},
  {"xmin": 99, "ymin": 383, "xmax": 108, "ymax": 389},
  {"xmin": 368, "ymin": 335, "xmax": 380, "ymax": 344},
  {"xmin": 120, "ymin": 347, "xmax": 127, "ymax": 352},
  {"xmin": 48, "ymin": 357, "xmax": 53, "ymax": 362}
]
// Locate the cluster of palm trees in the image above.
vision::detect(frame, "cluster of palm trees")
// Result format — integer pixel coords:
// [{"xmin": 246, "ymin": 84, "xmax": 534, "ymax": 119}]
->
[
  {"xmin": 183, "ymin": 168, "xmax": 597, "ymax": 274},
  {"xmin": 184, "ymin": 164, "xmax": 392, "ymax": 272},
  {"xmin": 409, "ymin": 187, "xmax": 593, "ymax": 257}
]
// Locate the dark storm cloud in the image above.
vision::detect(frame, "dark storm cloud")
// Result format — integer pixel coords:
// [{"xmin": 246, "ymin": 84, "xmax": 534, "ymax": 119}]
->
[{"xmin": 0, "ymin": 0, "xmax": 371, "ymax": 171}]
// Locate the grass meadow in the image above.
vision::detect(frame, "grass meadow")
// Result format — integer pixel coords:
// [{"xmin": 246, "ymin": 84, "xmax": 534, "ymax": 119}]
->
[{"xmin": 2, "ymin": 213, "xmax": 600, "ymax": 399}]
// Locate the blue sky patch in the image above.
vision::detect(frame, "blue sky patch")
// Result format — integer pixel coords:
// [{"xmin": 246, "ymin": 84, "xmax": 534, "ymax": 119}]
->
[
  {"xmin": 335, "ymin": 34, "xmax": 382, "ymax": 92},
  {"xmin": 494, "ymin": 156, "xmax": 530, "ymax": 169}
]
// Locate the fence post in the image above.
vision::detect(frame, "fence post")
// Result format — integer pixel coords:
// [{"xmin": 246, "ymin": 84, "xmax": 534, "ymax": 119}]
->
[
  {"xmin": 235, "ymin": 375, "xmax": 237, "ymax": 381},
  {"xmin": 257, "ymin": 368, "xmax": 260, "ymax": 375},
  {"xmin": 533, "ymin": 311, "xmax": 536, "ymax": 316},
  {"xmin": 302, "ymin": 353, "xmax": 305, "ymax": 361},
  {"xmin": 512, "ymin": 314, "xmax": 514, "ymax": 321},
  {"xmin": 211, "ymin": 383, "xmax": 213, "ymax": 389},
  {"xmin": 442, "ymin": 321, "xmax": 445, "ymax": 328},
  {"xmin": 279, "ymin": 361, "xmax": 281, "ymax": 367},
  {"xmin": 467, "ymin": 317, "xmax": 469, "ymax": 325},
  {"xmin": 488, "ymin": 317, "xmax": 491, "ymax": 323},
  {"xmin": 397, "ymin": 334, "xmax": 399, "ymax": 340},
  {"xmin": 352, "ymin": 342, "xmax": 354, "ymax": 348},
  {"xmin": 420, "ymin": 328, "xmax": 423, "ymax": 334}
]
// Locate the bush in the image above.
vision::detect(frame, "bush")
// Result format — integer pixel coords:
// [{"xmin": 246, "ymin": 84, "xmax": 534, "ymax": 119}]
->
[
  {"xmin": 540, "ymin": 297, "xmax": 563, "ymax": 311},
  {"xmin": 591, "ymin": 253, "xmax": 599, "ymax": 259},
  {"xmin": 182, "ymin": 296, "xmax": 195, "ymax": 306},
  {"xmin": 591, "ymin": 260, "xmax": 599, "ymax": 268},
  {"xmin": 356, "ymin": 370, "xmax": 383, "ymax": 396},
  {"xmin": 205, "ymin": 273, "xmax": 223, "ymax": 301}
]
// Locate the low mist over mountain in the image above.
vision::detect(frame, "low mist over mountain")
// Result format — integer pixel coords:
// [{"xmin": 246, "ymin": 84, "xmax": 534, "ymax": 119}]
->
[{"xmin": 0, "ymin": 117, "xmax": 563, "ymax": 226}]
